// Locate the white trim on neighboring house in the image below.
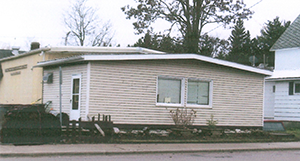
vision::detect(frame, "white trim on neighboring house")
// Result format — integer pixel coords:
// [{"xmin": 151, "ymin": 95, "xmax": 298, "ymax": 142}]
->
[
  {"xmin": 265, "ymin": 69, "xmax": 300, "ymax": 81},
  {"xmin": 270, "ymin": 47, "xmax": 300, "ymax": 52},
  {"xmin": 35, "ymin": 54, "xmax": 272, "ymax": 76},
  {"xmin": 85, "ymin": 62, "xmax": 91, "ymax": 121}
]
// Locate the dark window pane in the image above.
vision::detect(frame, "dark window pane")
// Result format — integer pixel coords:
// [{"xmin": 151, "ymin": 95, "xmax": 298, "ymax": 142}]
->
[
  {"xmin": 73, "ymin": 79, "xmax": 80, "ymax": 94},
  {"xmin": 295, "ymin": 83, "xmax": 300, "ymax": 93},
  {"xmin": 72, "ymin": 95, "xmax": 79, "ymax": 110}
]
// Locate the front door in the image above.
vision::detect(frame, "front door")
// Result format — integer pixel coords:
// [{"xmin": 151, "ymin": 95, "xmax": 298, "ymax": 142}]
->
[{"xmin": 70, "ymin": 74, "xmax": 81, "ymax": 120}]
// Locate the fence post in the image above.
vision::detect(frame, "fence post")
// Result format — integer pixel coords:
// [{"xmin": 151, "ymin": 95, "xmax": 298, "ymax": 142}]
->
[
  {"xmin": 78, "ymin": 118, "xmax": 82, "ymax": 142},
  {"xmin": 71, "ymin": 120, "xmax": 76, "ymax": 143},
  {"xmin": 65, "ymin": 120, "xmax": 70, "ymax": 142}
]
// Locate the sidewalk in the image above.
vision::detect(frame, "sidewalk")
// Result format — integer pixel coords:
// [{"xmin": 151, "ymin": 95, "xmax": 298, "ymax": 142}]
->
[{"xmin": 1, "ymin": 142, "xmax": 300, "ymax": 157}]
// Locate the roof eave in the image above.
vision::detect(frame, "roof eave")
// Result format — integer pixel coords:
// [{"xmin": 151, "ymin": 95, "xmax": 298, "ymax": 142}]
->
[
  {"xmin": 45, "ymin": 46, "xmax": 165, "ymax": 54},
  {"xmin": 36, "ymin": 54, "xmax": 272, "ymax": 76},
  {"xmin": 34, "ymin": 56, "xmax": 84, "ymax": 68},
  {"xmin": 0, "ymin": 47, "xmax": 51, "ymax": 62}
]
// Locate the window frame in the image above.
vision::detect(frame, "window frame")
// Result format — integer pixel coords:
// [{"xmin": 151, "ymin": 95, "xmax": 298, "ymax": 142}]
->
[
  {"xmin": 294, "ymin": 81, "xmax": 300, "ymax": 94},
  {"xmin": 156, "ymin": 76, "xmax": 185, "ymax": 107},
  {"xmin": 186, "ymin": 78, "xmax": 213, "ymax": 108}
]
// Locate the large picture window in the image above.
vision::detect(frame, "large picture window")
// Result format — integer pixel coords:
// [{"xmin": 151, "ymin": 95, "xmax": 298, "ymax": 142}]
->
[
  {"xmin": 187, "ymin": 80, "xmax": 210, "ymax": 105},
  {"xmin": 157, "ymin": 77, "xmax": 182, "ymax": 104}
]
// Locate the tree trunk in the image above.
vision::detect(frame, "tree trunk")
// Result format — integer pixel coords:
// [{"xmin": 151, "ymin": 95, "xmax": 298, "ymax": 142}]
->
[{"xmin": 184, "ymin": 30, "xmax": 199, "ymax": 53}]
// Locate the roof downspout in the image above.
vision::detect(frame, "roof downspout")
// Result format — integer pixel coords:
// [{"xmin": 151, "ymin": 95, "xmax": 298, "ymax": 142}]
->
[
  {"xmin": 59, "ymin": 66, "xmax": 63, "ymax": 127},
  {"xmin": 85, "ymin": 62, "xmax": 91, "ymax": 121}
]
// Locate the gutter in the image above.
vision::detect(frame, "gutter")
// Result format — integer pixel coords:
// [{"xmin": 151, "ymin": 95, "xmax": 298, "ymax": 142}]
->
[
  {"xmin": 46, "ymin": 46, "xmax": 165, "ymax": 54},
  {"xmin": 0, "ymin": 47, "xmax": 51, "ymax": 62},
  {"xmin": 34, "ymin": 56, "xmax": 84, "ymax": 68},
  {"xmin": 265, "ymin": 77, "xmax": 300, "ymax": 81},
  {"xmin": 34, "ymin": 54, "xmax": 272, "ymax": 76}
]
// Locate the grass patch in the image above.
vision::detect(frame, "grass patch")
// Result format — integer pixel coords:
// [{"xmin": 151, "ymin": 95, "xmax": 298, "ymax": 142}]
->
[{"xmin": 286, "ymin": 129, "xmax": 300, "ymax": 139}]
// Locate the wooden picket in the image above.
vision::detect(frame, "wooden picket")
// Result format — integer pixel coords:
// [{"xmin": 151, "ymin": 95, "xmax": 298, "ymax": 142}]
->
[{"xmin": 61, "ymin": 114, "xmax": 113, "ymax": 143}]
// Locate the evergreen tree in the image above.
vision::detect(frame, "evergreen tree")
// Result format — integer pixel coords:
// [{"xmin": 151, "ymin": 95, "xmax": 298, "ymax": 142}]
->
[
  {"xmin": 122, "ymin": 0, "xmax": 252, "ymax": 54},
  {"xmin": 255, "ymin": 17, "xmax": 290, "ymax": 67},
  {"xmin": 226, "ymin": 19, "xmax": 252, "ymax": 65},
  {"xmin": 199, "ymin": 34, "xmax": 229, "ymax": 58},
  {"xmin": 133, "ymin": 31, "xmax": 184, "ymax": 53}
]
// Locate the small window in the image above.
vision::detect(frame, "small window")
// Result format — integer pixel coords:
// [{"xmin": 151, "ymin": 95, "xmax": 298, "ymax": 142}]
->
[
  {"xmin": 157, "ymin": 77, "xmax": 182, "ymax": 104},
  {"xmin": 273, "ymin": 85, "xmax": 276, "ymax": 93},
  {"xmin": 43, "ymin": 73, "xmax": 53, "ymax": 83},
  {"xmin": 187, "ymin": 80, "xmax": 210, "ymax": 105},
  {"xmin": 295, "ymin": 83, "xmax": 300, "ymax": 93}
]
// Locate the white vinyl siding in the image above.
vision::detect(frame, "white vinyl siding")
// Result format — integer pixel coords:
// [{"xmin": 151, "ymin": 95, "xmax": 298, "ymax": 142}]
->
[
  {"xmin": 43, "ymin": 64, "xmax": 87, "ymax": 120},
  {"xmin": 264, "ymin": 81, "xmax": 275, "ymax": 119},
  {"xmin": 270, "ymin": 81, "xmax": 300, "ymax": 121},
  {"xmin": 88, "ymin": 60, "xmax": 265, "ymax": 127}
]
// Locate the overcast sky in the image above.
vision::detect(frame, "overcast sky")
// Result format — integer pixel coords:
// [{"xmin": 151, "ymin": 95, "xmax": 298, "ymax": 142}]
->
[{"xmin": 0, "ymin": 0, "xmax": 299, "ymax": 50}]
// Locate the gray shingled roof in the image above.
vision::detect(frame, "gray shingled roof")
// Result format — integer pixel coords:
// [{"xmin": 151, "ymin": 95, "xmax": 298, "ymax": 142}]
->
[
  {"xmin": 0, "ymin": 50, "xmax": 13, "ymax": 59},
  {"xmin": 270, "ymin": 14, "xmax": 300, "ymax": 51}
]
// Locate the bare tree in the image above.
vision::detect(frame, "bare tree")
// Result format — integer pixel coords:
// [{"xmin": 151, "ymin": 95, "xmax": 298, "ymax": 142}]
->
[{"xmin": 64, "ymin": 0, "xmax": 114, "ymax": 46}]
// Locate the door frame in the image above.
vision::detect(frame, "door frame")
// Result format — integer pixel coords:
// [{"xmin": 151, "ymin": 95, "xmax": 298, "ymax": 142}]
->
[{"xmin": 70, "ymin": 74, "xmax": 81, "ymax": 120}]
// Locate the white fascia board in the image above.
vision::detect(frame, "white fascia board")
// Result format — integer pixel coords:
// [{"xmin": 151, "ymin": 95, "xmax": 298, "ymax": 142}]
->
[
  {"xmin": 265, "ymin": 69, "xmax": 300, "ymax": 80},
  {"xmin": 47, "ymin": 46, "xmax": 165, "ymax": 54},
  {"xmin": 35, "ymin": 56, "xmax": 84, "ymax": 67},
  {"xmin": 83, "ymin": 54, "xmax": 273, "ymax": 76},
  {"xmin": 270, "ymin": 47, "xmax": 300, "ymax": 52},
  {"xmin": 0, "ymin": 47, "xmax": 51, "ymax": 62}
]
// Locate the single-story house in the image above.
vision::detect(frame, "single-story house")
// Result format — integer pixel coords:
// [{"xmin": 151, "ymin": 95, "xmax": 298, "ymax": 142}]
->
[
  {"xmin": 35, "ymin": 53, "xmax": 272, "ymax": 128},
  {"xmin": 264, "ymin": 14, "xmax": 300, "ymax": 121},
  {"xmin": 0, "ymin": 44, "xmax": 163, "ymax": 104}
]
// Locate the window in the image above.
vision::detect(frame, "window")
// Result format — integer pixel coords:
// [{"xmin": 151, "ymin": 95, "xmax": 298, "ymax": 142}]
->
[
  {"xmin": 72, "ymin": 78, "xmax": 80, "ymax": 110},
  {"xmin": 157, "ymin": 77, "xmax": 182, "ymax": 104},
  {"xmin": 187, "ymin": 80, "xmax": 210, "ymax": 105},
  {"xmin": 43, "ymin": 73, "xmax": 53, "ymax": 84},
  {"xmin": 288, "ymin": 81, "xmax": 300, "ymax": 95},
  {"xmin": 156, "ymin": 76, "xmax": 213, "ymax": 108},
  {"xmin": 295, "ymin": 82, "xmax": 300, "ymax": 94}
]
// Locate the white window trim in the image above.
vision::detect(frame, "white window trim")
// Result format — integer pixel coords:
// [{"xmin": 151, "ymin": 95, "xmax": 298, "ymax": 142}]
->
[
  {"xmin": 186, "ymin": 78, "xmax": 213, "ymax": 109},
  {"xmin": 156, "ymin": 76, "xmax": 213, "ymax": 108},
  {"xmin": 156, "ymin": 76, "xmax": 184, "ymax": 107}
]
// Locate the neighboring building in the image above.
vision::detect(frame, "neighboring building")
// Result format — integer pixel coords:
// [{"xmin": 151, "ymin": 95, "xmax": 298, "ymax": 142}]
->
[
  {"xmin": 0, "ymin": 50, "xmax": 13, "ymax": 59},
  {"xmin": 35, "ymin": 54, "xmax": 271, "ymax": 128},
  {"xmin": 0, "ymin": 44, "xmax": 164, "ymax": 104},
  {"xmin": 264, "ymin": 14, "xmax": 300, "ymax": 121}
]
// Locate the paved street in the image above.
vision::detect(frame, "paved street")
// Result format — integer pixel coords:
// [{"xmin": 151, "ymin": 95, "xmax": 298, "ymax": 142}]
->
[{"xmin": 1, "ymin": 150, "xmax": 300, "ymax": 161}]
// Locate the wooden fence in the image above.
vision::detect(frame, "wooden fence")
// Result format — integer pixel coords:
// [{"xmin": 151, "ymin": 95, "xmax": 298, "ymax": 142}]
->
[{"xmin": 61, "ymin": 114, "xmax": 113, "ymax": 143}]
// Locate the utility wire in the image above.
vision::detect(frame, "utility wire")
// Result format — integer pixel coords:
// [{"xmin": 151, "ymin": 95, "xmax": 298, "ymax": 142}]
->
[{"xmin": 206, "ymin": 0, "xmax": 263, "ymax": 34}]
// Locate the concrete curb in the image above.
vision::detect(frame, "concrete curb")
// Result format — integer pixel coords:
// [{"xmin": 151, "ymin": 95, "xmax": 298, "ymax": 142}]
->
[
  {"xmin": 2, "ymin": 148, "xmax": 300, "ymax": 157},
  {"xmin": 1, "ymin": 142, "xmax": 300, "ymax": 157}
]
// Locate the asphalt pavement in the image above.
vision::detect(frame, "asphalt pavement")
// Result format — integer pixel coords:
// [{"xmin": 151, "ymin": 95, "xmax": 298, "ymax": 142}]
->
[{"xmin": 1, "ymin": 142, "xmax": 300, "ymax": 157}]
